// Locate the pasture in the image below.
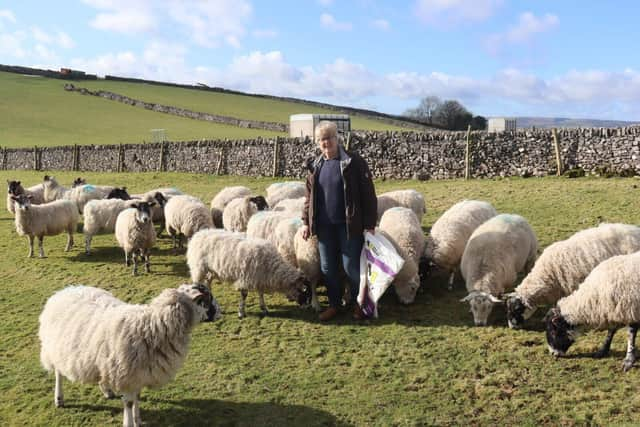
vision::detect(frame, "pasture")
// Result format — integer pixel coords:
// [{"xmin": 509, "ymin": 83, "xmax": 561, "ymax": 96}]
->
[{"xmin": 1, "ymin": 170, "xmax": 639, "ymax": 426}]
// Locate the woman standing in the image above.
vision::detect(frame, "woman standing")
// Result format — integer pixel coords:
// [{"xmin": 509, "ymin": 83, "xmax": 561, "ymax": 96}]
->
[{"xmin": 301, "ymin": 121, "xmax": 377, "ymax": 321}]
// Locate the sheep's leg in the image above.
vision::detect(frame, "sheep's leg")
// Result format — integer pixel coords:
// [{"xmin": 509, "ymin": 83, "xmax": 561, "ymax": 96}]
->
[
  {"xmin": 311, "ymin": 283, "xmax": 321, "ymax": 312},
  {"xmin": 85, "ymin": 234, "xmax": 92, "ymax": 255},
  {"xmin": 622, "ymin": 324, "xmax": 639, "ymax": 372},
  {"xmin": 124, "ymin": 250, "xmax": 131, "ymax": 266},
  {"xmin": 178, "ymin": 234, "xmax": 184, "ymax": 250},
  {"xmin": 144, "ymin": 249, "xmax": 151, "ymax": 273},
  {"xmin": 238, "ymin": 289, "xmax": 248, "ymax": 319},
  {"xmin": 132, "ymin": 253, "xmax": 139, "ymax": 276},
  {"xmin": 99, "ymin": 383, "xmax": 116, "ymax": 399},
  {"xmin": 38, "ymin": 235, "xmax": 46, "ymax": 258},
  {"xmin": 122, "ymin": 392, "xmax": 136, "ymax": 427},
  {"xmin": 133, "ymin": 392, "xmax": 141, "ymax": 427},
  {"xmin": 27, "ymin": 235, "xmax": 34, "ymax": 258},
  {"xmin": 65, "ymin": 228, "xmax": 74, "ymax": 251},
  {"xmin": 169, "ymin": 228, "xmax": 177, "ymax": 249},
  {"xmin": 447, "ymin": 270, "xmax": 455, "ymax": 291},
  {"xmin": 593, "ymin": 327, "xmax": 618, "ymax": 358},
  {"xmin": 259, "ymin": 291, "xmax": 268, "ymax": 316},
  {"xmin": 54, "ymin": 370, "xmax": 64, "ymax": 408}
]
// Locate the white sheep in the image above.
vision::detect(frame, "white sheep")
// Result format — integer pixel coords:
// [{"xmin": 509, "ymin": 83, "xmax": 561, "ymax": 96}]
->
[
  {"xmin": 7, "ymin": 180, "xmax": 45, "ymax": 214},
  {"xmin": 39, "ymin": 283, "xmax": 220, "ymax": 427},
  {"xmin": 210, "ymin": 186, "xmax": 252, "ymax": 228},
  {"xmin": 293, "ymin": 227, "xmax": 322, "ymax": 312},
  {"xmin": 222, "ymin": 195, "xmax": 268, "ymax": 232},
  {"xmin": 377, "ymin": 207, "xmax": 425, "ymax": 305},
  {"xmin": 265, "ymin": 181, "xmax": 305, "ymax": 207},
  {"xmin": 11, "ymin": 194, "xmax": 79, "ymax": 258},
  {"xmin": 246, "ymin": 211, "xmax": 296, "ymax": 241},
  {"xmin": 546, "ymin": 251, "xmax": 640, "ymax": 372},
  {"xmin": 425, "ymin": 200, "xmax": 498, "ymax": 290},
  {"xmin": 164, "ymin": 195, "xmax": 213, "ymax": 249},
  {"xmin": 115, "ymin": 202, "xmax": 157, "ymax": 275},
  {"xmin": 187, "ymin": 229, "xmax": 311, "ymax": 318},
  {"xmin": 460, "ymin": 214, "xmax": 538, "ymax": 326},
  {"xmin": 506, "ymin": 223, "xmax": 640, "ymax": 329},
  {"xmin": 131, "ymin": 187, "xmax": 183, "ymax": 234},
  {"xmin": 272, "ymin": 197, "xmax": 306, "ymax": 216},
  {"xmin": 376, "ymin": 189, "xmax": 426, "ymax": 224},
  {"xmin": 43, "ymin": 175, "xmax": 115, "ymax": 214},
  {"xmin": 83, "ymin": 198, "xmax": 138, "ymax": 255}
]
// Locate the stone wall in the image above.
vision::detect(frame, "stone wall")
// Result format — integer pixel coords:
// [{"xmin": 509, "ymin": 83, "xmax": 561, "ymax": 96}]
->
[{"xmin": 4, "ymin": 127, "xmax": 640, "ymax": 179}]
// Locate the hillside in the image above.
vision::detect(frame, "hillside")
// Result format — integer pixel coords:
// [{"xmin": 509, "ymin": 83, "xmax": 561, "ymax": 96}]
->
[{"xmin": 516, "ymin": 116, "xmax": 639, "ymax": 129}]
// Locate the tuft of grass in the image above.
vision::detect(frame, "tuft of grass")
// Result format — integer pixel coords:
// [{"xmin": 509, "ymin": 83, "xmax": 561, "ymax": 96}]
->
[{"xmin": 1, "ymin": 171, "xmax": 640, "ymax": 426}]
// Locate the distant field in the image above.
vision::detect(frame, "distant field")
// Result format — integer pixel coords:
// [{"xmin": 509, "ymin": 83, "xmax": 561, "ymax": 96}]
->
[{"xmin": 1, "ymin": 171, "xmax": 640, "ymax": 426}]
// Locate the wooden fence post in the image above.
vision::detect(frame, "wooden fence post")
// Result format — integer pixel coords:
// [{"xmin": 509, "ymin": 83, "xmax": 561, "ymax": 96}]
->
[
  {"xmin": 552, "ymin": 128, "xmax": 562, "ymax": 176},
  {"xmin": 2, "ymin": 147, "xmax": 6, "ymax": 170},
  {"xmin": 344, "ymin": 131, "xmax": 351, "ymax": 151},
  {"xmin": 216, "ymin": 148, "xmax": 224, "ymax": 175},
  {"xmin": 158, "ymin": 141, "xmax": 165, "ymax": 172},
  {"xmin": 272, "ymin": 137, "xmax": 280, "ymax": 177},
  {"xmin": 464, "ymin": 125, "xmax": 471, "ymax": 180},
  {"xmin": 72, "ymin": 144, "xmax": 79, "ymax": 171},
  {"xmin": 33, "ymin": 146, "xmax": 38, "ymax": 171},
  {"xmin": 118, "ymin": 144, "xmax": 124, "ymax": 173}
]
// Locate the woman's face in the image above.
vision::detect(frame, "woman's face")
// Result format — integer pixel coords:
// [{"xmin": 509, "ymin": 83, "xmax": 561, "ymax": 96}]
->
[{"xmin": 318, "ymin": 132, "xmax": 338, "ymax": 159}]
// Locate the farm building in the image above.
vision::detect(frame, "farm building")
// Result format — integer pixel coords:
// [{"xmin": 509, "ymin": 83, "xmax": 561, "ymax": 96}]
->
[
  {"xmin": 289, "ymin": 114, "xmax": 351, "ymax": 139},
  {"xmin": 488, "ymin": 117, "xmax": 517, "ymax": 132}
]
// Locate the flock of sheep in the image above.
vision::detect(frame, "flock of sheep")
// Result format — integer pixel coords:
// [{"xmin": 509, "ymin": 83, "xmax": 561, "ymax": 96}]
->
[{"xmin": 6, "ymin": 175, "xmax": 640, "ymax": 426}]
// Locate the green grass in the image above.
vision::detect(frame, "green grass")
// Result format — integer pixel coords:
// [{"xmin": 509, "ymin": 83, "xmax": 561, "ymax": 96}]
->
[{"xmin": 1, "ymin": 171, "xmax": 640, "ymax": 426}]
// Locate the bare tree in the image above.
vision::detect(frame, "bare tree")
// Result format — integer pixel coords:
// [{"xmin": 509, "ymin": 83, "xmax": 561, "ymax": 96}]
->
[
  {"xmin": 403, "ymin": 96, "xmax": 442, "ymax": 124},
  {"xmin": 433, "ymin": 100, "xmax": 471, "ymax": 130}
]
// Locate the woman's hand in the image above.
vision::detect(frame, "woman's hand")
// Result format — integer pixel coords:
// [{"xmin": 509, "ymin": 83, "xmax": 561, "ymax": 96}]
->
[{"xmin": 301, "ymin": 225, "xmax": 310, "ymax": 240}]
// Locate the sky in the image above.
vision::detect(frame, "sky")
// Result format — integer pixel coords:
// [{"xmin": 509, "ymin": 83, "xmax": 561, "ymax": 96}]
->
[{"xmin": 2, "ymin": 0, "xmax": 640, "ymax": 121}]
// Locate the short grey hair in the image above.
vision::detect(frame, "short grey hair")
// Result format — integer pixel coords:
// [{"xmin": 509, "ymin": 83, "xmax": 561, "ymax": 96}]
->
[{"xmin": 314, "ymin": 121, "xmax": 338, "ymax": 143}]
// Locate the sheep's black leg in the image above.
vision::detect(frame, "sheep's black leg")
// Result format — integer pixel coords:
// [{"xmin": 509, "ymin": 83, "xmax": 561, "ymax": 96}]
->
[
  {"xmin": 623, "ymin": 324, "xmax": 638, "ymax": 372},
  {"xmin": 593, "ymin": 327, "xmax": 618, "ymax": 358},
  {"xmin": 238, "ymin": 289, "xmax": 248, "ymax": 319}
]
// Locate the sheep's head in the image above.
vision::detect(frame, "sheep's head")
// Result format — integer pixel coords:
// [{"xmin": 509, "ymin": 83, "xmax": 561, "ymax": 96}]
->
[
  {"xmin": 72, "ymin": 177, "xmax": 86, "ymax": 188},
  {"xmin": 131, "ymin": 201, "xmax": 155, "ymax": 224},
  {"xmin": 506, "ymin": 293, "xmax": 537, "ymax": 329},
  {"xmin": 106, "ymin": 187, "xmax": 131, "ymax": 200},
  {"xmin": 42, "ymin": 175, "xmax": 56, "ymax": 188},
  {"xmin": 460, "ymin": 291, "xmax": 502, "ymax": 326},
  {"xmin": 249, "ymin": 195, "xmax": 269, "ymax": 211},
  {"xmin": 11, "ymin": 194, "xmax": 32, "ymax": 211},
  {"xmin": 544, "ymin": 307, "xmax": 575, "ymax": 357},
  {"xmin": 417, "ymin": 255, "xmax": 432, "ymax": 286},
  {"xmin": 286, "ymin": 275, "xmax": 312, "ymax": 306},
  {"xmin": 7, "ymin": 180, "xmax": 22, "ymax": 195},
  {"xmin": 153, "ymin": 192, "xmax": 168, "ymax": 208},
  {"xmin": 178, "ymin": 283, "xmax": 221, "ymax": 322},
  {"xmin": 394, "ymin": 278, "xmax": 420, "ymax": 305}
]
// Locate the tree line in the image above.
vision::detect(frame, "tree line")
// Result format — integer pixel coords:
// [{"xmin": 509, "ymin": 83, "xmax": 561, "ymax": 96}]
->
[{"xmin": 403, "ymin": 96, "xmax": 487, "ymax": 131}]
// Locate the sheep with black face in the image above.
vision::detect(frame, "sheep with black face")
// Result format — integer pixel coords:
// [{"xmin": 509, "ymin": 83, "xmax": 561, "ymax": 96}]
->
[
  {"xmin": 7, "ymin": 179, "xmax": 46, "ymax": 214},
  {"xmin": 114, "ymin": 201, "xmax": 157, "ymax": 275}
]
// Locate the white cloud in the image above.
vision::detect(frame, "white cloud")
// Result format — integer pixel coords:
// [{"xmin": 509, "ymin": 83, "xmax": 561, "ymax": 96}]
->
[
  {"xmin": 90, "ymin": 9, "xmax": 156, "ymax": 34},
  {"xmin": 486, "ymin": 12, "xmax": 559, "ymax": 55},
  {"xmin": 0, "ymin": 9, "xmax": 16, "ymax": 24},
  {"xmin": 320, "ymin": 13, "xmax": 352, "ymax": 31},
  {"xmin": 0, "ymin": 31, "xmax": 27, "ymax": 58},
  {"xmin": 414, "ymin": 0, "xmax": 503, "ymax": 26},
  {"xmin": 56, "ymin": 31, "xmax": 75, "ymax": 49},
  {"xmin": 371, "ymin": 19, "xmax": 390, "ymax": 31}
]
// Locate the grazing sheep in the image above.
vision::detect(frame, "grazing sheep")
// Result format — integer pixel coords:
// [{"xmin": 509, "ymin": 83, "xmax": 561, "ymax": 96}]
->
[
  {"xmin": 115, "ymin": 202, "xmax": 157, "ymax": 275},
  {"xmin": 377, "ymin": 207, "xmax": 425, "ymax": 305},
  {"xmin": 7, "ymin": 180, "xmax": 45, "ymax": 214},
  {"xmin": 265, "ymin": 181, "xmax": 305, "ymax": 207},
  {"xmin": 272, "ymin": 197, "xmax": 306, "ymax": 216},
  {"xmin": 425, "ymin": 200, "xmax": 498, "ymax": 290},
  {"xmin": 164, "ymin": 195, "xmax": 213, "ymax": 249},
  {"xmin": 11, "ymin": 194, "xmax": 79, "ymax": 258},
  {"xmin": 39, "ymin": 283, "xmax": 219, "ymax": 427},
  {"xmin": 246, "ymin": 211, "xmax": 296, "ymax": 241},
  {"xmin": 222, "ymin": 195, "xmax": 268, "ymax": 232},
  {"xmin": 43, "ymin": 175, "xmax": 116, "ymax": 214},
  {"xmin": 83, "ymin": 198, "xmax": 138, "ymax": 255},
  {"xmin": 71, "ymin": 177, "xmax": 86, "ymax": 188},
  {"xmin": 376, "ymin": 189, "xmax": 426, "ymax": 224},
  {"xmin": 187, "ymin": 229, "xmax": 311, "ymax": 318},
  {"xmin": 460, "ymin": 214, "xmax": 538, "ymax": 326},
  {"xmin": 506, "ymin": 223, "xmax": 640, "ymax": 329},
  {"xmin": 546, "ymin": 251, "xmax": 640, "ymax": 372},
  {"xmin": 131, "ymin": 188, "xmax": 182, "ymax": 236},
  {"xmin": 210, "ymin": 186, "xmax": 253, "ymax": 228},
  {"xmin": 293, "ymin": 227, "xmax": 322, "ymax": 312}
]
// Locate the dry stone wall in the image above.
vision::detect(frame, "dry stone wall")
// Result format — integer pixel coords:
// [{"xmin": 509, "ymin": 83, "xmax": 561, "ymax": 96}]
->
[{"xmin": 4, "ymin": 127, "xmax": 640, "ymax": 179}]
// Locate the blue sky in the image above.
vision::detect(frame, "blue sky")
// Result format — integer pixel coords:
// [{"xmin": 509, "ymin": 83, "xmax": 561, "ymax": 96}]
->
[{"xmin": 2, "ymin": 0, "xmax": 640, "ymax": 121}]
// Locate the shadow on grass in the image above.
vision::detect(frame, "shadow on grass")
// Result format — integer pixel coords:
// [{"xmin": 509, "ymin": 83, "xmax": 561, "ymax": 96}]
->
[{"xmin": 68, "ymin": 246, "xmax": 122, "ymax": 262}]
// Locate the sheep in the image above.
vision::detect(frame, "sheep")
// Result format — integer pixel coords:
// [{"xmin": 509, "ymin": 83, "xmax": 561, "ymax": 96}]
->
[
  {"xmin": 222, "ymin": 195, "xmax": 269, "ymax": 232},
  {"xmin": 425, "ymin": 200, "xmax": 498, "ymax": 290},
  {"xmin": 131, "ymin": 188, "xmax": 182, "ymax": 236},
  {"xmin": 42, "ymin": 175, "xmax": 116, "ymax": 214},
  {"xmin": 187, "ymin": 228, "xmax": 311, "ymax": 318},
  {"xmin": 210, "ymin": 186, "xmax": 253, "ymax": 228},
  {"xmin": 7, "ymin": 180, "xmax": 45, "ymax": 214},
  {"xmin": 293, "ymin": 227, "xmax": 322, "ymax": 312},
  {"xmin": 545, "ymin": 251, "xmax": 640, "ymax": 372},
  {"xmin": 114, "ymin": 202, "xmax": 157, "ymax": 275},
  {"xmin": 506, "ymin": 223, "xmax": 640, "ymax": 329},
  {"xmin": 272, "ymin": 197, "xmax": 306, "ymax": 216},
  {"xmin": 265, "ymin": 181, "xmax": 305, "ymax": 207},
  {"xmin": 83, "ymin": 198, "xmax": 138, "ymax": 254},
  {"xmin": 377, "ymin": 207, "xmax": 425, "ymax": 305},
  {"xmin": 11, "ymin": 194, "xmax": 79, "ymax": 258},
  {"xmin": 71, "ymin": 177, "xmax": 86, "ymax": 187},
  {"xmin": 376, "ymin": 189, "xmax": 426, "ymax": 224},
  {"xmin": 246, "ymin": 211, "xmax": 296, "ymax": 241},
  {"xmin": 39, "ymin": 283, "xmax": 220, "ymax": 427},
  {"xmin": 164, "ymin": 195, "xmax": 213, "ymax": 250},
  {"xmin": 460, "ymin": 214, "xmax": 538, "ymax": 326}
]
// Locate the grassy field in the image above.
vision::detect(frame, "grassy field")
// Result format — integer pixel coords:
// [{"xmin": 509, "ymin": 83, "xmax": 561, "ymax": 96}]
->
[{"xmin": 1, "ymin": 171, "xmax": 640, "ymax": 426}]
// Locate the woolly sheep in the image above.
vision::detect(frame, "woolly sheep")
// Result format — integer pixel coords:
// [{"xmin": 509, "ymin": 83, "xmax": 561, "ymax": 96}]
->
[
  {"xmin": 164, "ymin": 195, "xmax": 213, "ymax": 249},
  {"xmin": 187, "ymin": 229, "xmax": 311, "ymax": 318},
  {"xmin": 115, "ymin": 202, "xmax": 157, "ymax": 275},
  {"xmin": 131, "ymin": 188, "xmax": 182, "ymax": 236},
  {"xmin": 265, "ymin": 181, "xmax": 305, "ymax": 207},
  {"xmin": 376, "ymin": 189, "xmax": 426, "ymax": 224},
  {"xmin": 246, "ymin": 211, "xmax": 296, "ymax": 241},
  {"xmin": 43, "ymin": 175, "xmax": 115, "ymax": 214},
  {"xmin": 293, "ymin": 227, "xmax": 322, "ymax": 312},
  {"xmin": 39, "ymin": 283, "xmax": 219, "ymax": 427},
  {"xmin": 425, "ymin": 200, "xmax": 498, "ymax": 290},
  {"xmin": 210, "ymin": 186, "xmax": 252, "ymax": 228},
  {"xmin": 11, "ymin": 194, "xmax": 79, "ymax": 258},
  {"xmin": 460, "ymin": 214, "xmax": 538, "ymax": 326},
  {"xmin": 222, "ymin": 195, "xmax": 268, "ymax": 232},
  {"xmin": 506, "ymin": 223, "xmax": 640, "ymax": 329},
  {"xmin": 83, "ymin": 198, "xmax": 138, "ymax": 255},
  {"xmin": 377, "ymin": 207, "xmax": 425, "ymax": 305},
  {"xmin": 545, "ymin": 251, "xmax": 640, "ymax": 372},
  {"xmin": 7, "ymin": 180, "xmax": 45, "ymax": 214},
  {"xmin": 272, "ymin": 197, "xmax": 306, "ymax": 216}
]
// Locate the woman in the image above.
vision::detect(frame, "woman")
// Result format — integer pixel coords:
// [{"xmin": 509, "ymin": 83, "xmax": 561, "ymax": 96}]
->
[{"xmin": 301, "ymin": 121, "xmax": 377, "ymax": 321}]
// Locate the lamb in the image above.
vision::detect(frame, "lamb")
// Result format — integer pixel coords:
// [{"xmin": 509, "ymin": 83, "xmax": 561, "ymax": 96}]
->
[
  {"xmin": 164, "ymin": 195, "xmax": 213, "ymax": 249},
  {"xmin": 131, "ymin": 188, "xmax": 182, "ymax": 236},
  {"xmin": 506, "ymin": 223, "xmax": 640, "ymax": 329},
  {"xmin": 39, "ymin": 283, "xmax": 220, "ymax": 427},
  {"xmin": 377, "ymin": 207, "xmax": 425, "ymax": 305},
  {"xmin": 11, "ymin": 194, "xmax": 79, "ymax": 258},
  {"xmin": 83, "ymin": 198, "xmax": 138, "ymax": 254},
  {"xmin": 187, "ymin": 229, "xmax": 311, "ymax": 318},
  {"xmin": 460, "ymin": 214, "xmax": 538, "ymax": 326},
  {"xmin": 114, "ymin": 202, "xmax": 157, "ymax": 275},
  {"xmin": 222, "ymin": 195, "xmax": 269, "ymax": 232},
  {"xmin": 210, "ymin": 186, "xmax": 252, "ymax": 228},
  {"xmin": 7, "ymin": 180, "xmax": 45, "ymax": 214},
  {"xmin": 43, "ymin": 175, "xmax": 116, "ymax": 214},
  {"xmin": 376, "ymin": 189, "xmax": 426, "ymax": 224},
  {"xmin": 272, "ymin": 197, "xmax": 305, "ymax": 216},
  {"xmin": 265, "ymin": 181, "xmax": 305, "ymax": 207},
  {"xmin": 425, "ymin": 200, "xmax": 498, "ymax": 290},
  {"xmin": 545, "ymin": 251, "xmax": 640, "ymax": 372}
]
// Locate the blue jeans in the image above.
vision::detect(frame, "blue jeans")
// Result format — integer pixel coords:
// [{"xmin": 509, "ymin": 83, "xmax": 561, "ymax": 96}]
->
[{"xmin": 316, "ymin": 223, "xmax": 364, "ymax": 308}]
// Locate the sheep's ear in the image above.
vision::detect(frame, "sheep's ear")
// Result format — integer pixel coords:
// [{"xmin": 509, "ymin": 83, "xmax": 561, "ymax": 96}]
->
[
  {"xmin": 43, "ymin": 175, "xmax": 50, "ymax": 181},
  {"xmin": 148, "ymin": 201, "xmax": 156, "ymax": 207},
  {"xmin": 10, "ymin": 195, "xmax": 18, "ymax": 201},
  {"xmin": 130, "ymin": 203, "xmax": 138, "ymax": 209},
  {"xmin": 460, "ymin": 294, "xmax": 473, "ymax": 302},
  {"xmin": 26, "ymin": 194, "xmax": 33, "ymax": 200},
  {"xmin": 490, "ymin": 294, "xmax": 502, "ymax": 304},
  {"xmin": 121, "ymin": 186, "xmax": 127, "ymax": 191}
]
